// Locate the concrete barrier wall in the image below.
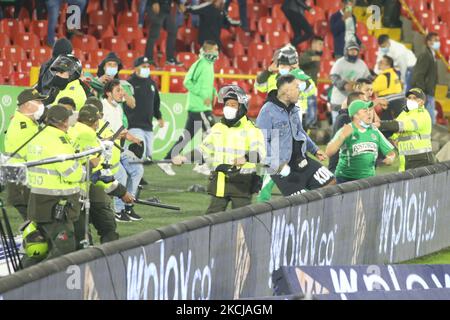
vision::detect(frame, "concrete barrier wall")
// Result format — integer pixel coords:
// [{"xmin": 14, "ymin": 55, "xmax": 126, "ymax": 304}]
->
[{"xmin": 1, "ymin": 162, "xmax": 450, "ymax": 299}]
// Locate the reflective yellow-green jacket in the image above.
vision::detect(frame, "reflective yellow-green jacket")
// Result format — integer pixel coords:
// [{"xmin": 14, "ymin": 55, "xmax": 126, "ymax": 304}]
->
[
  {"xmin": 54, "ymin": 79, "xmax": 87, "ymax": 110},
  {"xmin": 4, "ymin": 111, "xmax": 39, "ymax": 164}
]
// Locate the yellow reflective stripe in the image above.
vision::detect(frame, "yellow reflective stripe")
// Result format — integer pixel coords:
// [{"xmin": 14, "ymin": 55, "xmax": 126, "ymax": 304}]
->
[
  {"xmin": 31, "ymin": 187, "xmax": 80, "ymax": 196},
  {"xmin": 28, "ymin": 167, "xmax": 59, "ymax": 176},
  {"xmin": 216, "ymin": 172, "xmax": 225, "ymax": 197},
  {"xmin": 399, "ymin": 148, "xmax": 432, "ymax": 156},
  {"xmin": 397, "ymin": 134, "xmax": 431, "ymax": 142},
  {"xmin": 410, "ymin": 119, "xmax": 419, "ymax": 131},
  {"xmin": 61, "ymin": 161, "xmax": 80, "ymax": 177}
]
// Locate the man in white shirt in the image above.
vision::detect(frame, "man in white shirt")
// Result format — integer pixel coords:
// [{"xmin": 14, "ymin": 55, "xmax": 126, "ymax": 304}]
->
[{"xmin": 375, "ymin": 34, "xmax": 417, "ymax": 92}]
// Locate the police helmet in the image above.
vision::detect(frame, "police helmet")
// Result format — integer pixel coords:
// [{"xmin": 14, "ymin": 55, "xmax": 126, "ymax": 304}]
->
[
  {"xmin": 50, "ymin": 54, "xmax": 83, "ymax": 81},
  {"xmin": 22, "ymin": 221, "xmax": 48, "ymax": 259},
  {"xmin": 277, "ymin": 45, "xmax": 299, "ymax": 66},
  {"xmin": 218, "ymin": 85, "xmax": 249, "ymax": 111}
]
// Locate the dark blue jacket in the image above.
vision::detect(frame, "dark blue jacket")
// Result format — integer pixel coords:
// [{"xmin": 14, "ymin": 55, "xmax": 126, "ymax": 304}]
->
[{"xmin": 329, "ymin": 10, "xmax": 360, "ymax": 57}]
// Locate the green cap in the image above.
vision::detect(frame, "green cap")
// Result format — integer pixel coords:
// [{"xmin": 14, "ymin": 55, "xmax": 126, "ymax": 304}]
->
[
  {"xmin": 47, "ymin": 104, "xmax": 72, "ymax": 123},
  {"xmin": 348, "ymin": 100, "xmax": 373, "ymax": 117},
  {"xmin": 289, "ymin": 68, "xmax": 310, "ymax": 81},
  {"xmin": 78, "ymin": 105, "xmax": 101, "ymax": 123},
  {"xmin": 17, "ymin": 88, "xmax": 47, "ymax": 105}
]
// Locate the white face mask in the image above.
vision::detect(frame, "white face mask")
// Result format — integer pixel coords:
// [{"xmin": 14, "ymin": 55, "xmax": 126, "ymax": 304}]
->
[
  {"xmin": 33, "ymin": 104, "xmax": 45, "ymax": 121},
  {"xmin": 406, "ymin": 99, "xmax": 419, "ymax": 110},
  {"xmin": 223, "ymin": 106, "xmax": 238, "ymax": 120},
  {"xmin": 279, "ymin": 68, "xmax": 290, "ymax": 76},
  {"xmin": 298, "ymin": 81, "xmax": 307, "ymax": 92},
  {"xmin": 68, "ymin": 111, "xmax": 78, "ymax": 127},
  {"xmin": 359, "ymin": 120, "xmax": 370, "ymax": 128}
]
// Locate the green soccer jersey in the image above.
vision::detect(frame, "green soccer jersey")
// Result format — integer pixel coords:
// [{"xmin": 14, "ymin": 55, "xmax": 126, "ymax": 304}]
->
[{"xmin": 334, "ymin": 123, "xmax": 394, "ymax": 180}]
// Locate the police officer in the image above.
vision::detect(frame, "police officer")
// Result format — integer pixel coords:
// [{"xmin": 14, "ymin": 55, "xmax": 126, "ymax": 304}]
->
[
  {"xmin": 200, "ymin": 85, "xmax": 266, "ymax": 214},
  {"xmin": 377, "ymin": 88, "xmax": 435, "ymax": 171},
  {"xmin": 23, "ymin": 105, "xmax": 84, "ymax": 267},
  {"xmin": 68, "ymin": 105, "xmax": 134, "ymax": 246},
  {"xmin": 4, "ymin": 89, "xmax": 47, "ymax": 220}
]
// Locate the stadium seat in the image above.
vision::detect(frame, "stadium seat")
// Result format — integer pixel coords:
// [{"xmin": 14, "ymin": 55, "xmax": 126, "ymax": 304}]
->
[
  {"xmin": 234, "ymin": 56, "xmax": 258, "ymax": 73},
  {"xmin": 87, "ymin": 0, "xmax": 101, "ymax": 14},
  {"xmin": 258, "ymin": 17, "xmax": 283, "ymax": 34},
  {"xmin": 176, "ymin": 26, "xmax": 198, "ymax": 50},
  {"xmin": 0, "ymin": 60, "xmax": 14, "ymax": 78},
  {"xmin": 0, "ymin": 34, "xmax": 10, "ymax": 48},
  {"xmin": 265, "ymin": 30, "xmax": 290, "ymax": 47},
  {"xmin": 356, "ymin": 21, "xmax": 369, "ymax": 38},
  {"xmin": 17, "ymin": 60, "xmax": 33, "ymax": 73},
  {"xmin": 169, "ymin": 77, "xmax": 187, "ymax": 93},
  {"xmin": 131, "ymin": 38, "xmax": 148, "ymax": 55},
  {"xmin": 247, "ymin": 3, "xmax": 269, "ymax": 20},
  {"xmin": 431, "ymin": 0, "xmax": 449, "ymax": 14},
  {"xmin": 176, "ymin": 52, "xmax": 198, "ymax": 69},
  {"xmin": 409, "ymin": 0, "xmax": 428, "ymax": 13},
  {"xmin": 30, "ymin": 47, "xmax": 52, "ymax": 64},
  {"xmin": 13, "ymin": 33, "xmax": 41, "ymax": 52},
  {"xmin": 102, "ymin": 36, "xmax": 129, "ymax": 52},
  {"xmin": 30, "ymin": 20, "xmax": 48, "ymax": 39},
  {"xmin": 319, "ymin": 59, "xmax": 335, "ymax": 77},
  {"xmin": 224, "ymin": 42, "xmax": 245, "ymax": 59},
  {"xmin": 1, "ymin": 46, "xmax": 26, "ymax": 63},
  {"xmin": 220, "ymin": 29, "xmax": 233, "ymax": 48},
  {"xmin": 271, "ymin": 4, "xmax": 286, "ymax": 20},
  {"xmin": 247, "ymin": 94, "xmax": 265, "ymax": 118},
  {"xmin": 72, "ymin": 48, "xmax": 86, "ymax": 62},
  {"xmin": 162, "ymin": 65, "xmax": 186, "ymax": 73},
  {"xmin": 87, "ymin": 49, "xmax": 110, "ymax": 66},
  {"xmin": 431, "ymin": 24, "xmax": 449, "ymax": 40},
  {"xmin": 227, "ymin": 2, "xmax": 240, "ymax": 20},
  {"xmin": 117, "ymin": 11, "xmax": 139, "ymax": 26},
  {"xmin": 305, "ymin": 6, "xmax": 326, "ymax": 25},
  {"xmin": 315, "ymin": 0, "xmax": 340, "ymax": 17},
  {"xmin": 72, "ymin": 35, "xmax": 99, "ymax": 50},
  {"xmin": 120, "ymin": 51, "xmax": 137, "ymax": 69},
  {"xmin": 217, "ymin": 66, "xmax": 240, "ymax": 85},
  {"xmin": 0, "ymin": 19, "xmax": 25, "ymax": 35},
  {"xmin": 314, "ymin": 20, "xmax": 329, "ymax": 38},
  {"xmin": 117, "ymin": 25, "xmax": 144, "ymax": 44},
  {"xmin": 213, "ymin": 102, "xmax": 224, "ymax": 117},
  {"xmin": 87, "ymin": 24, "xmax": 115, "ymax": 39},
  {"xmin": 248, "ymin": 42, "xmax": 270, "ymax": 62},
  {"xmin": 360, "ymin": 35, "xmax": 378, "ymax": 51},
  {"xmin": 235, "ymin": 28, "xmax": 257, "ymax": 48},
  {"xmin": 419, "ymin": 11, "xmax": 439, "ymax": 29},
  {"xmin": 9, "ymin": 72, "xmax": 29, "ymax": 86},
  {"xmin": 215, "ymin": 55, "xmax": 232, "ymax": 70},
  {"xmin": 89, "ymin": 10, "xmax": 114, "ymax": 27}
]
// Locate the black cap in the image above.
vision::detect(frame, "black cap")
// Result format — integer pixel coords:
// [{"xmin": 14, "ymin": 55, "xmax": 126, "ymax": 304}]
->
[
  {"xmin": 52, "ymin": 38, "xmax": 73, "ymax": 58},
  {"xmin": 47, "ymin": 105, "xmax": 72, "ymax": 123},
  {"xmin": 17, "ymin": 89, "xmax": 48, "ymax": 105},
  {"xmin": 134, "ymin": 56, "xmax": 150, "ymax": 67},
  {"xmin": 78, "ymin": 105, "xmax": 101, "ymax": 123},
  {"xmin": 406, "ymin": 88, "xmax": 426, "ymax": 101}
]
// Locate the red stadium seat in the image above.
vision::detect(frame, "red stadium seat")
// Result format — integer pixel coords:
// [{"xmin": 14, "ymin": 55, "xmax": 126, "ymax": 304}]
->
[
  {"xmin": 260, "ymin": 0, "xmax": 282, "ymax": 7},
  {"xmin": 419, "ymin": 11, "xmax": 439, "ymax": 29},
  {"xmin": 220, "ymin": 28, "xmax": 233, "ymax": 47},
  {"xmin": 117, "ymin": 25, "xmax": 144, "ymax": 43},
  {"xmin": 224, "ymin": 42, "xmax": 245, "ymax": 59},
  {"xmin": 177, "ymin": 26, "xmax": 198, "ymax": 46},
  {"xmin": 430, "ymin": 23, "xmax": 449, "ymax": 39},
  {"xmin": 2, "ymin": 46, "xmax": 26, "ymax": 63},
  {"xmin": 266, "ymin": 30, "xmax": 290, "ymax": 47},
  {"xmin": 305, "ymin": 6, "xmax": 326, "ymax": 25},
  {"xmin": 0, "ymin": 34, "xmax": 11, "ymax": 48},
  {"xmin": 270, "ymin": 4, "xmax": 286, "ymax": 20},
  {"xmin": 120, "ymin": 51, "xmax": 137, "ymax": 69},
  {"xmin": 72, "ymin": 48, "xmax": 86, "ymax": 62},
  {"xmin": 431, "ymin": 0, "xmax": 449, "ymax": 14},
  {"xmin": 0, "ymin": 19, "xmax": 25, "ymax": 35},
  {"xmin": 13, "ymin": 33, "xmax": 41, "ymax": 52},
  {"xmin": 87, "ymin": 24, "xmax": 115, "ymax": 39},
  {"xmin": 162, "ymin": 65, "xmax": 186, "ymax": 72},
  {"xmin": 356, "ymin": 21, "xmax": 369, "ymax": 38},
  {"xmin": 87, "ymin": 0, "xmax": 101, "ymax": 14},
  {"xmin": 215, "ymin": 55, "xmax": 232, "ymax": 70},
  {"xmin": 17, "ymin": 60, "xmax": 33, "ymax": 73},
  {"xmin": 117, "ymin": 11, "xmax": 139, "ymax": 26},
  {"xmin": 410, "ymin": 0, "xmax": 428, "ymax": 13},
  {"xmin": 258, "ymin": 17, "xmax": 283, "ymax": 34},
  {"xmin": 234, "ymin": 56, "xmax": 258, "ymax": 74},
  {"xmin": 131, "ymin": 38, "xmax": 147, "ymax": 54},
  {"xmin": 360, "ymin": 35, "xmax": 378, "ymax": 51},
  {"xmin": 319, "ymin": 59, "xmax": 335, "ymax": 77},
  {"xmin": 235, "ymin": 28, "xmax": 256, "ymax": 47},
  {"xmin": 102, "ymin": 36, "xmax": 129, "ymax": 52},
  {"xmin": 10, "ymin": 72, "xmax": 29, "ymax": 86},
  {"xmin": 315, "ymin": 0, "xmax": 340, "ymax": 17},
  {"xmin": 176, "ymin": 52, "xmax": 198, "ymax": 69},
  {"xmin": 247, "ymin": 94, "xmax": 265, "ymax": 118},
  {"xmin": 247, "ymin": 3, "xmax": 269, "ymax": 20},
  {"xmin": 0, "ymin": 60, "xmax": 14, "ymax": 77},
  {"xmin": 72, "ymin": 35, "xmax": 99, "ymax": 50},
  {"xmin": 217, "ymin": 66, "xmax": 239, "ymax": 85},
  {"xmin": 248, "ymin": 43, "xmax": 270, "ymax": 62},
  {"xmin": 169, "ymin": 77, "xmax": 187, "ymax": 93},
  {"xmin": 314, "ymin": 20, "xmax": 329, "ymax": 38},
  {"xmin": 89, "ymin": 10, "xmax": 114, "ymax": 27},
  {"xmin": 30, "ymin": 20, "xmax": 48, "ymax": 39},
  {"xmin": 87, "ymin": 49, "xmax": 110, "ymax": 66},
  {"xmin": 227, "ymin": 2, "xmax": 240, "ymax": 20},
  {"xmin": 30, "ymin": 47, "xmax": 52, "ymax": 64}
]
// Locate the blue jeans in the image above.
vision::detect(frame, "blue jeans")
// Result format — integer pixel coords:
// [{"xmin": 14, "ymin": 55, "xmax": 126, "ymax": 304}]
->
[
  {"xmin": 128, "ymin": 128, "xmax": 153, "ymax": 158},
  {"xmin": 426, "ymin": 95, "xmax": 436, "ymax": 125},
  {"xmin": 113, "ymin": 153, "xmax": 144, "ymax": 213},
  {"xmin": 46, "ymin": 0, "xmax": 87, "ymax": 46},
  {"xmin": 331, "ymin": 110, "xmax": 339, "ymax": 124},
  {"xmin": 404, "ymin": 67, "xmax": 414, "ymax": 93},
  {"xmin": 305, "ymin": 95, "xmax": 317, "ymax": 128},
  {"xmin": 138, "ymin": 0, "xmax": 147, "ymax": 26}
]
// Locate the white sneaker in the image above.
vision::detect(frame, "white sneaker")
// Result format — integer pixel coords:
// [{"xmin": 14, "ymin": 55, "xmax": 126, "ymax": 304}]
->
[
  {"xmin": 157, "ymin": 163, "xmax": 176, "ymax": 176},
  {"xmin": 193, "ymin": 163, "xmax": 211, "ymax": 176}
]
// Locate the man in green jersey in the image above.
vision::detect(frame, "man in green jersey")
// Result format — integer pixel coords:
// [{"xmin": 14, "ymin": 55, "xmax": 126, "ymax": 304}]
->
[{"xmin": 325, "ymin": 100, "xmax": 396, "ymax": 183}]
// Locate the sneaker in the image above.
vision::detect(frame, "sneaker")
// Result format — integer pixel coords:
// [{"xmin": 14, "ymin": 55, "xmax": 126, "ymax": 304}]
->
[
  {"xmin": 165, "ymin": 58, "xmax": 184, "ymax": 67},
  {"xmin": 157, "ymin": 163, "xmax": 176, "ymax": 176},
  {"xmin": 140, "ymin": 177, "xmax": 149, "ymax": 185},
  {"xmin": 193, "ymin": 163, "xmax": 211, "ymax": 176},
  {"xmin": 115, "ymin": 210, "xmax": 131, "ymax": 222},
  {"xmin": 125, "ymin": 206, "xmax": 142, "ymax": 221}
]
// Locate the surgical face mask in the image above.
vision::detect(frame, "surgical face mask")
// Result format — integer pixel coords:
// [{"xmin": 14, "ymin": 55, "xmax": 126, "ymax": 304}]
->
[
  {"xmin": 406, "ymin": 99, "xmax": 419, "ymax": 111},
  {"xmin": 105, "ymin": 66, "xmax": 118, "ymax": 77},
  {"xmin": 298, "ymin": 81, "xmax": 307, "ymax": 92},
  {"xmin": 345, "ymin": 55, "xmax": 358, "ymax": 63},
  {"xmin": 432, "ymin": 41, "xmax": 441, "ymax": 51},
  {"xmin": 223, "ymin": 106, "xmax": 238, "ymax": 120},
  {"xmin": 279, "ymin": 68, "xmax": 290, "ymax": 76},
  {"xmin": 359, "ymin": 120, "xmax": 370, "ymax": 128},
  {"xmin": 139, "ymin": 67, "xmax": 150, "ymax": 78},
  {"xmin": 32, "ymin": 104, "xmax": 45, "ymax": 121},
  {"xmin": 380, "ymin": 47, "xmax": 389, "ymax": 54},
  {"xmin": 68, "ymin": 111, "xmax": 78, "ymax": 127}
]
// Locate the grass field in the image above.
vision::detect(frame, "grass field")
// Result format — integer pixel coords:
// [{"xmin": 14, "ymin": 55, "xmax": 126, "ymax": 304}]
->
[{"xmin": 2, "ymin": 148, "xmax": 449, "ymax": 264}]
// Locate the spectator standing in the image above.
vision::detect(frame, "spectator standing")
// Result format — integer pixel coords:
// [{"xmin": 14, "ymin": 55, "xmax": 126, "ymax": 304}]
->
[
  {"xmin": 329, "ymin": 41, "xmax": 370, "ymax": 123},
  {"xmin": 223, "ymin": 0, "xmax": 248, "ymax": 31},
  {"xmin": 375, "ymin": 34, "xmax": 417, "ymax": 91},
  {"xmin": 144, "ymin": 0, "xmax": 185, "ymax": 66},
  {"xmin": 410, "ymin": 32, "xmax": 440, "ymax": 125},
  {"xmin": 281, "ymin": 0, "xmax": 314, "ymax": 48},
  {"xmin": 330, "ymin": 0, "xmax": 360, "ymax": 58},
  {"xmin": 125, "ymin": 57, "xmax": 165, "ymax": 163}
]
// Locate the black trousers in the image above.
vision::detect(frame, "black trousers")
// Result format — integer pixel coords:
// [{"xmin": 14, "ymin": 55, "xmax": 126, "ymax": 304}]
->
[
  {"xmin": 206, "ymin": 195, "xmax": 252, "ymax": 214},
  {"xmin": 164, "ymin": 111, "xmax": 215, "ymax": 160},
  {"xmin": 145, "ymin": 10, "xmax": 177, "ymax": 60},
  {"xmin": 282, "ymin": 8, "xmax": 314, "ymax": 47}
]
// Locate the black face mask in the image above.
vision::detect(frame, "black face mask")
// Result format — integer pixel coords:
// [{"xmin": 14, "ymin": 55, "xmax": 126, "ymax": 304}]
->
[
  {"xmin": 52, "ymin": 75, "xmax": 70, "ymax": 90},
  {"xmin": 345, "ymin": 55, "xmax": 358, "ymax": 63},
  {"xmin": 314, "ymin": 50, "xmax": 323, "ymax": 56}
]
